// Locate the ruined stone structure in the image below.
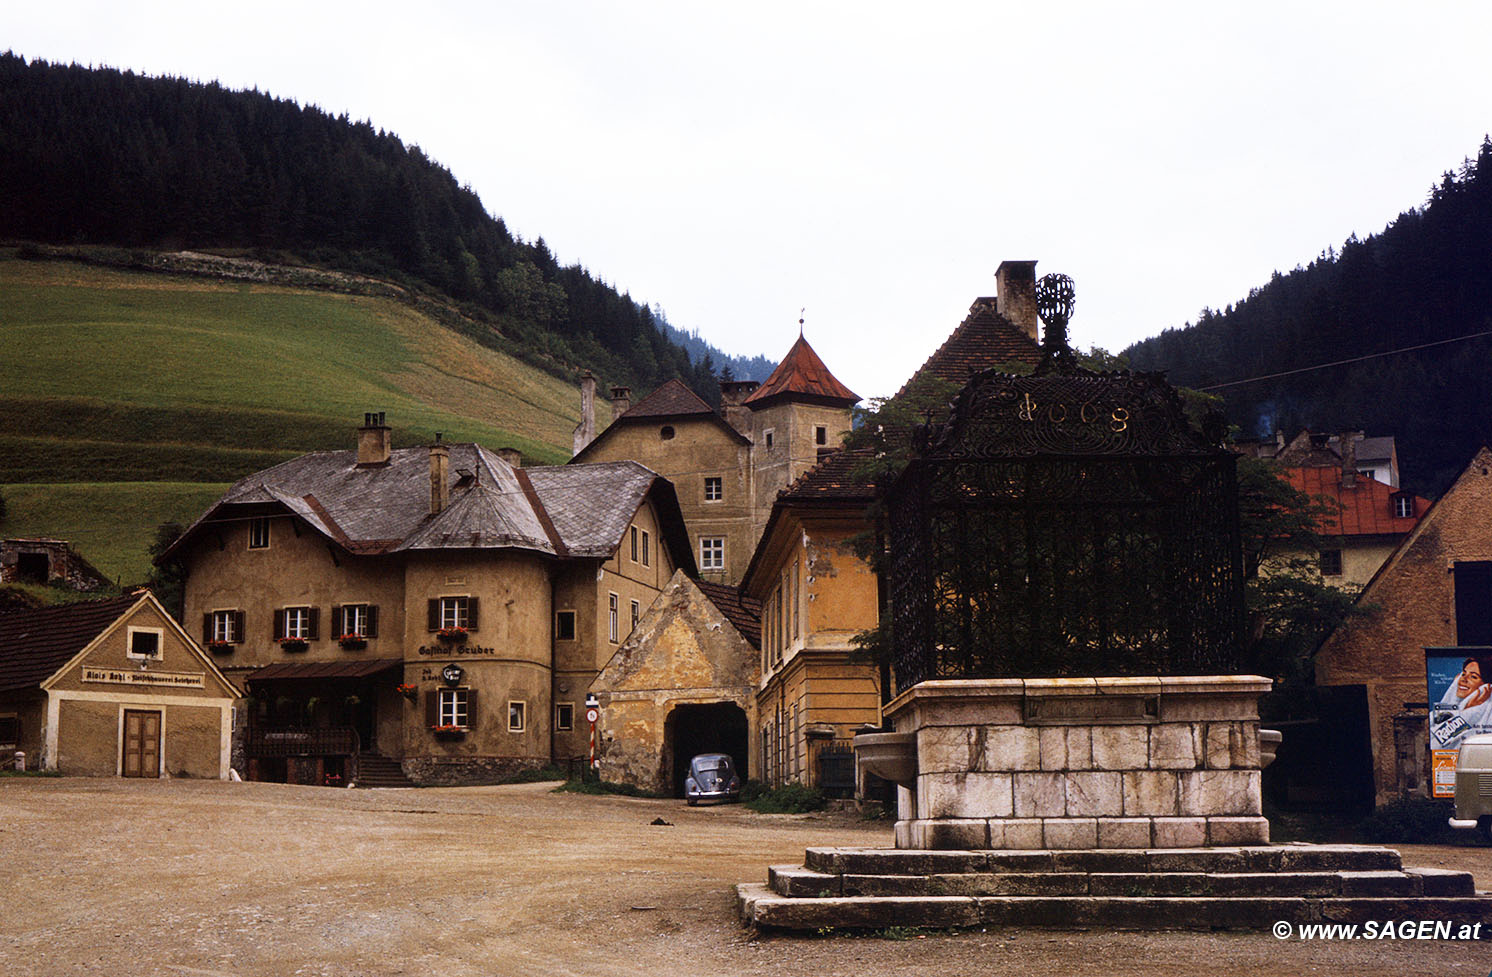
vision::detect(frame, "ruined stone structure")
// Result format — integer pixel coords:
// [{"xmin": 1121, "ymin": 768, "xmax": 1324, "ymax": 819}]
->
[{"xmin": 0, "ymin": 538, "xmax": 111, "ymax": 591}]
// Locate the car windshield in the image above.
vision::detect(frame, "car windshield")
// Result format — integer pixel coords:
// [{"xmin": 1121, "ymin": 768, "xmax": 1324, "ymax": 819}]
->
[{"xmin": 693, "ymin": 757, "xmax": 726, "ymax": 773}]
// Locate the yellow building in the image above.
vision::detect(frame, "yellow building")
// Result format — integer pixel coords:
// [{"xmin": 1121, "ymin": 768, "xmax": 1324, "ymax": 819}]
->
[
  {"xmin": 164, "ymin": 414, "xmax": 693, "ymax": 786},
  {"xmin": 572, "ymin": 335, "xmax": 860, "ymax": 586}
]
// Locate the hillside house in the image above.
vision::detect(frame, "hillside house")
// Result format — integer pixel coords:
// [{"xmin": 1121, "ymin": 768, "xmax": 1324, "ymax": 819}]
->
[
  {"xmin": 0, "ymin": 590, "xmax": 239, "ymax": 778},
  {"xmin": 162, "ymin": 414, "xmax": 694, "ymax": 786}
]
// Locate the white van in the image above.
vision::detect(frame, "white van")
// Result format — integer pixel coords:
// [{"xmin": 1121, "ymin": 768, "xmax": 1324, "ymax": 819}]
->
[{"xmin": 1448, "ymin": 733, "xmax": 1492, "ymax": 840}]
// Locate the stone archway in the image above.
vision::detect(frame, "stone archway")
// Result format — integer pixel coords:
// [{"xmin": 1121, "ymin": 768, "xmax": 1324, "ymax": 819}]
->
[{"xmin": 663, "ymin": 701, "xmax": 748, "ymax": 797}]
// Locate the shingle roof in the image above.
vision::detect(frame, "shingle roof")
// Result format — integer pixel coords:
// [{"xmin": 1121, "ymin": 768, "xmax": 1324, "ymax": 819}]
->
[
  {"xmin": 778, "ymin": 447, "xmax": 878, "ymax": 502},
  {"xmin": 897, "ymin": 297, "xmax": 1042, "ymax": 399},
  {"xmin": 525, "ymin": 461, "xmax": 671, "ymax": 558},
  {"xmin": 168, "ymin": 446, "xmax": 686, "ymax": 567},
  {"xmin": 619, "ymin": 379, "xmax": 716, "ymax": 419},
  {"xmin": 745, "ymin": 335, "xmax": 859, "ymax": 409},
  {"xmin": 696, "ymin": 581, "xmax": 762, "ymax": 648},
  {"xmin": 1282, "ymin": 467, "xmax": 1429, "ymax": 537},
  {"xmin": 0, "ymin": 593, "xmax": 140, "ymax": 694}
]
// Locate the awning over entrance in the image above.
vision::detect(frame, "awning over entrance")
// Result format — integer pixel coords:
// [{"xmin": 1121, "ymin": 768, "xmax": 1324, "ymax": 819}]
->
[{"xmin": 245, "ymin": 658, "xmax": 403, "ymax": 683}]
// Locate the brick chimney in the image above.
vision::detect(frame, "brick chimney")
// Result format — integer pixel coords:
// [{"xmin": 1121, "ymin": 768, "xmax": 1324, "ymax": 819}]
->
[
  {"xmin": 356, "ymin": 411, "xmax": 391, "ymax": 466},
  {"xmin": 720, "ymin": 380, "xmax": 760, "ymax": 436},
  {"xmin": 995, "ymin": 260, "xmax": 1039, "ymax": 341},
  {"xmin": 430, "ymin": 434, "xmax": 450, "ymax": 516},
  {"xmin": 572, "ymin": 371, "xmax": 597, "ymax": 455},
  {"xmin": 610, "ymin": 385, "xmax": 632, "ymax": 417},
  {"xmin": 497, "ymin": 447, "xmax": 522, "ymax": 468}
]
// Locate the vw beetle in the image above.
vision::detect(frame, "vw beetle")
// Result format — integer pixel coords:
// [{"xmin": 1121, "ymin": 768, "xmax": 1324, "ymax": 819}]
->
[{"xmin": 684, "ymin": 753, "xmax": 740, "ymax": 805}]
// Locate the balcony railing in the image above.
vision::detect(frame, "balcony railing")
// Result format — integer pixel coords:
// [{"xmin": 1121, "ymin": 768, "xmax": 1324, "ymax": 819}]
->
[{"xmin": 246, "ymin": 725, "xmax": 360, "ymax": 758}]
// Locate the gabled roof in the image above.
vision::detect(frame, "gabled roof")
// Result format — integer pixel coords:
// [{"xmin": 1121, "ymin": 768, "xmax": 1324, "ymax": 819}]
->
[
  {"xmin": 165, "ymin": 445, "xmax": 692, "ymax": 571},
  {"xmin": 696, "ymin": 581, "xmax": 763, "ymax": 648},
  {"xmin": 618, "ymin": 379, "xmax": 717, "ymax": 419},
  {"xmin": 570, "ymin": 382, "xmax": 750, "ymax": 463},
  {"xmin": 745, "ymin": 335, "xmax": 859, "ymax": 409},
  {"xmin": 896, "ymin": 297, "xmax": 1042, "ymax": 399},
  {"xmin": 0, "ymin": 592, "xmax": 140, "ymax": 695},
  {"xmin": 1282, "ymin": 467, "xmax": 1428, "ymax": 537}
]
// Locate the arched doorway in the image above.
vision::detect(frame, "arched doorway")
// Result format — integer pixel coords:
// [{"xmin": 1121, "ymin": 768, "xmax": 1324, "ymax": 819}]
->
[{"xmin": 664, "ymin": 702, "xmax": 748, "ymax": 797}]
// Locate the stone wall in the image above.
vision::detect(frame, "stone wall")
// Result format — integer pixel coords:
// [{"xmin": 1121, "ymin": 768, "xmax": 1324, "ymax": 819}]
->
[{"xmin": 887, "ymin": 676, "xmax": 1271, "ymax": 850}]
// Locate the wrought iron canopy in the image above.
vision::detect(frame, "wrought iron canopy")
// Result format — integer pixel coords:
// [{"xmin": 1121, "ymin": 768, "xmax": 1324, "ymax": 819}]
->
[{"xmin": 887, "ymin": 278, "xmax": 1244, "ymax": 687}]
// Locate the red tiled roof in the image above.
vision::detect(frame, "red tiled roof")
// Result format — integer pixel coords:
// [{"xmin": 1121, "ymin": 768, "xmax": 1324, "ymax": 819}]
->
[
  {"xmin": 745, "ymin": 335, "xmax": 859, "ymax": 408},
  {"xmin": 696, "ymin": 581, "xmax": 762, "ymax": 648},
  {"xmin": 897, "ymin": 298, "xmax": 1041, "ymax": 399},
  {"xmin": 1282, "ymin": 467, "xmax": 1429, "ymax": 537},
  {"xmin": 0, "ymin": 593, "xmax": 141, "ymax": 695},
  {"xmin": 618, "ymin": 379, "xmax": 716, "ymax": 419}
]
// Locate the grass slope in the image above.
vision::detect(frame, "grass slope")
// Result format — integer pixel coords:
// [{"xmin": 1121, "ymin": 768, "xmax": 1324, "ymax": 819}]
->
[
  {"xmin": 0, "ymin": 482, "xmax": 230, "ymax": 585},
  {"xmin": 0, "ymin": 257, "xmax": 612, "ymax": 585}
]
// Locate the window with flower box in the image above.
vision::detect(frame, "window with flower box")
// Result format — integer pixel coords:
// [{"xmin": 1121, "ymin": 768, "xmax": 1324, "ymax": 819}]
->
[
  {"xmin": 426, "ymin": 596, "xmax": 478, "ymax": 633},
  {"xmin": 202, "ymin": 609, "xmax": 245, "ymax": 647},
  {"xmin": 333, "ymin": 603, "xmax": 379, "ymax": 639},
  {"xmin": 273, "ymin": 606, "xmax": 319, "ymax": 648},
  {"xmin": 426, "ymin": 688, "xmax": 476, "ymax": 732}
]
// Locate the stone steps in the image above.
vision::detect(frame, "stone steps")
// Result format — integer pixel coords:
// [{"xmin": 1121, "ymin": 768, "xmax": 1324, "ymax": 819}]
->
[
  {"xmin": 738, "ymin": 845, "xmax": 1492, "ymax": 932},
  {"xmin": 354, "ymin": 753, "xmax": 415, "ymax": 788}
]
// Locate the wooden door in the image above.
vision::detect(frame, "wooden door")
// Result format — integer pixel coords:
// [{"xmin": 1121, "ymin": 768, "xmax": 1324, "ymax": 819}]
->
[{"xmin": 122, "ymin": 710, "xmax": 161, "ymax": 778}]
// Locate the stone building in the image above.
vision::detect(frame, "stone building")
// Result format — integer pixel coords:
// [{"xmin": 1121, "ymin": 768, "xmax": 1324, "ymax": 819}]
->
[
  {"xmin": 161, "ymin": 414, "xmax": 694, "ymax": 786},
  {"xmin": 1316, "ymin": 446, "xmax": 1492, "ymax": 805},
  {"xmin": 0, "ymin": 590, "xmax": 239, "ymax": 777}
]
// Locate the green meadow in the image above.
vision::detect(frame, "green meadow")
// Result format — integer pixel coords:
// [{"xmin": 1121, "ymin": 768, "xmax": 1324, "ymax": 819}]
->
[{"xmin": 0, "ymin": 258, "xmax": 608, "ymax": 586}]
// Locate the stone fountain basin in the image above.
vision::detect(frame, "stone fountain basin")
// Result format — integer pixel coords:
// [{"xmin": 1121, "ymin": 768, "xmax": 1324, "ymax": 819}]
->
[
  {"xmin": 1259, "ymin": 728, "xmax": 1282, "ymax": 769},
  {"xmin": 854, "ymin": 731, "xmax": 917, "ymax": 788}
]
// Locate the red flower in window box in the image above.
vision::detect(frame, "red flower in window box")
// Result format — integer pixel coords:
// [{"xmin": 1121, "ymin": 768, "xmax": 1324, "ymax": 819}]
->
[
  {"xmin": 206, "ymin": 640, "xmax": 234, "ymax": 654},
  {"xmin": 338, "ymin": 633, "xmax": 367, "ymax": 650},
  {"xmin": 432, "ymin": 724, "xmax": 466, "ymax": 739},
  {"xmin": 278, "ymin": 637, "xmax": 309, "ymax": 652},
  {"xmin": 396, "ymin": 683, "xmax": 418, "ymax": 702},
  {"xmin": 436, "ymin": 626, "xmax": 468, "ymax": 643}
]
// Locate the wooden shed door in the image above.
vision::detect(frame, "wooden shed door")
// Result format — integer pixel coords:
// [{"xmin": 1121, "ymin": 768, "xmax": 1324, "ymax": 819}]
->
[{"xmin": 122, "ymin": 710, "xmax": 161, "ymax": 778}]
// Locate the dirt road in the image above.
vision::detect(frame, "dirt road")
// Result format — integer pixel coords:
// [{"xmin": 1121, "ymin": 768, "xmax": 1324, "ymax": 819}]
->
[{"xmin": 2, "ymin": 777, "xmax": 1489, "ymax": 976}]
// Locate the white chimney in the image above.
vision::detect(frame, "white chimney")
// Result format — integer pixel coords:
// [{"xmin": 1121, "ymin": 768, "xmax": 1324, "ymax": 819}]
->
[{"xmin": 572, "ymin": 371, "xmax": 597, "ymax": 455}]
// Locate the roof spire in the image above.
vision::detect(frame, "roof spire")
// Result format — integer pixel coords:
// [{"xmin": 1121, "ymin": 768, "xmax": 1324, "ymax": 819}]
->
[{"xmin": 799, "ymin": 308, "xmax": 805, "ymax": 338}]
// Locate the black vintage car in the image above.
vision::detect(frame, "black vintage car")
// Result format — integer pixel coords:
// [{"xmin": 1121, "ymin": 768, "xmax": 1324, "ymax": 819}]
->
[{"xmin": 684, "ymin": 753, "xmax": 740, "ymax": 805}]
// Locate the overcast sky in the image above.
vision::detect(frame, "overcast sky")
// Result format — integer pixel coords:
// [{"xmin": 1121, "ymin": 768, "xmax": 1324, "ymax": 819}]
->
[{"xmin": 9, "ymin": 3, "xmax": 1492, "ymax": 399}]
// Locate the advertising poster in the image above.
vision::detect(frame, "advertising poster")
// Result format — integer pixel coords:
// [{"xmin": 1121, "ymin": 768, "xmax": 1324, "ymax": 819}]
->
[{"xmin": 1426, "ymin": 648, "xmax": 1492, "ymax": 798}]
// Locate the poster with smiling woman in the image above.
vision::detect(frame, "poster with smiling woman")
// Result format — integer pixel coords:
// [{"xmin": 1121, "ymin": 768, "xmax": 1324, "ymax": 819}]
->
[{"xmin": 1427, "ymin": 649, "xmax": 1492, "ymax": 797}]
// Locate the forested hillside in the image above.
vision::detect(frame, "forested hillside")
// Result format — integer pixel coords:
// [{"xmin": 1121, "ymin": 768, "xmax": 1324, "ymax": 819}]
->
[
  {"xmin": 0, "ymin": 52, "xmax": 728, "ymax": 402},
  {"xmin": 1126, "ymin": 138, "xmax": 1492, "ymax": 497}
]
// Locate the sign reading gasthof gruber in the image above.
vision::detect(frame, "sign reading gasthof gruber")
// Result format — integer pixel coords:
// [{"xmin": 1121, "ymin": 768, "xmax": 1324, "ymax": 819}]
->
[{"xmin": 1427, "ymin": 647, "xmax": 1492, "ymax": 798}]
